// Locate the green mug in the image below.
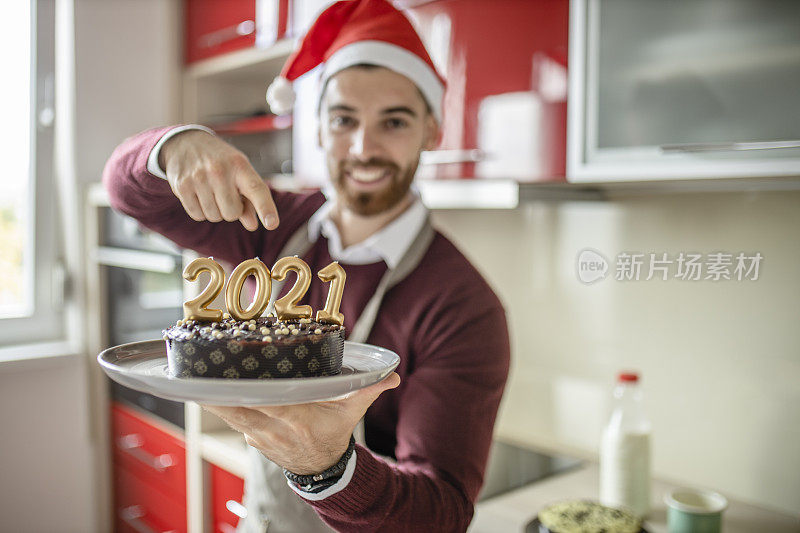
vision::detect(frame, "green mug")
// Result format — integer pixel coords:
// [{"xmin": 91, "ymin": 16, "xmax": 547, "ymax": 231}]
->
[{"xmin": 664, "ymin": 488, "xmax": 728, "ymax": 533}]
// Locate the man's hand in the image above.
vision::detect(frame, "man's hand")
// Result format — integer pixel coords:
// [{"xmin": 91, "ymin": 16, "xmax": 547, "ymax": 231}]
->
[
  {"xmin": 202, "ymin": 372, "xmax": 401, "ymax": 475},
  {"xmin": 160, "ymin": 130, "xmax": 279, "ymax": 231}
]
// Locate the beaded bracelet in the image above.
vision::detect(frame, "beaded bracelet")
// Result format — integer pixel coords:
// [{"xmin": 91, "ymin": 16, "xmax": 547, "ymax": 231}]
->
[{"xmin": 283, "ymin": 435, "xmax": 356, "ymax": 490}]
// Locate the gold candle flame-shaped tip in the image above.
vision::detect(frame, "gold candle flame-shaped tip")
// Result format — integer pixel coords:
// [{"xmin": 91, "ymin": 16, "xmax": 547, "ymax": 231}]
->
[
  {"xmin": 316, "ymin": 261, "xmax": 345, "ymax": 326},
  {"xmin": 182, "ymin": 257, "xmax": 225, "ymax": 322},
  {"xmin": 226, "ymin": 258, "xmax": 272, "ymax": 321}
]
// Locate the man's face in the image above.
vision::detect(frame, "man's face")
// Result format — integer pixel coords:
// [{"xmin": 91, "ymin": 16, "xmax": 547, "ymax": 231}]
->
[{"xmin": 318, "ymin": 66, "xmax": 439, "ymax": 216}]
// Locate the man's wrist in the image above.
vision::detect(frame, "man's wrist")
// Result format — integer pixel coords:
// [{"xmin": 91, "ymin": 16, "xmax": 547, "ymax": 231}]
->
[
  {"xmin": 284, "ymin": 435, "xmax": 355, "ymax": 492},
  {"xmin": 146, "ymin": 124, "xmax": 215, "ymax": 179},
  {"xmin": 285, "ymin": 448, "xmax": 359, "ymax": 501}
]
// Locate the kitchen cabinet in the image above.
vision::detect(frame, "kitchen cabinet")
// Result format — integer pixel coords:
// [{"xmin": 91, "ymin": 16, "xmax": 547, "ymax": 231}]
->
[
  {"xmin": 208, "ymin": 464, "xmax": 246, "ymax": 533},
  {"xmin": 111, "ymin": 401, "xmax": 188, "ymax": 533},
  {"xmin": 182, "ymin": 31, "xmax": 295, "ymax": 178},
  {"xmin": 88, "ymin": 186, "xmax": 252, "ymax": 533},
  {"xmin": 184, "ymin": 0, "xmax": 290, "ymax": 65},
  {"xmin": 114, "ymin": 463, "xmax": 187, "ymax": 533},
  {"xmin": 567, "ymin": 0, "xmax": 800, "ymax": 183},
  {"xmin": 182, "ymin": 0, "xmax": 296, "ymax": 179},
  {"xmin": 408, "ymin": 0, "xmax": 569, "ymax": 181},
  {"xmin": 292, "ymin": 0, "xmax": 570, "ymax": 183},
  {"xmin": 185, "ymin": 401, "xmax": 251, "ymax": 532},
  {"xmin": 86, "ymin": 187, "xmax": 190, "ymax": 532}
]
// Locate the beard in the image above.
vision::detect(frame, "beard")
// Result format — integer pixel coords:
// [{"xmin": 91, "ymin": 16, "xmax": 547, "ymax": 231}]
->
[{"xmin": 330, "ymin": 157, "xmax": 419, "ymax": 216}]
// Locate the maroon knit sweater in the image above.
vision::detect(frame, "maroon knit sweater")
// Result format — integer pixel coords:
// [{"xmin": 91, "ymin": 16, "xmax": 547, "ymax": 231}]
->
[{"xmin": 103, "ymin": 127, "xmax": 510, "ymax": 532}]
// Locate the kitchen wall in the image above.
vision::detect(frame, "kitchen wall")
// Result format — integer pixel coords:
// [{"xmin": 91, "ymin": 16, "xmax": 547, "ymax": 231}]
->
[
  {"xmin": 75, "ymin": 0, "xmax": 181, "ymax": 184},
  {"xmin": 431, "ymin": 188, "xmax": 800, "ymax": 514},
  {"xmin": 0, "ymin": 355, "xmax": 95, "ymax": 532}
]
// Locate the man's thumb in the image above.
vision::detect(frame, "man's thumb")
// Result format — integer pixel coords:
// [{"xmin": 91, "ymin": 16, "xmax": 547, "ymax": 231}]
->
[{"xmin": 348, "ymin": 372, "xmax": 400, "ymax": 410}]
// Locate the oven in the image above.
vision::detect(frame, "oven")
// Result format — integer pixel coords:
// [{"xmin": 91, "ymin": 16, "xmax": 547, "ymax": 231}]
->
[{"xmin": 96, "ymin": 204, "xmax": 186, "ymax": 428}]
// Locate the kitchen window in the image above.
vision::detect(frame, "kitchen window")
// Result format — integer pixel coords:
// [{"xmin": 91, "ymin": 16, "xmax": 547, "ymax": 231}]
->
[{"xmin": 0, "ymin": 0, "xmax": 64, "ymax": 348}]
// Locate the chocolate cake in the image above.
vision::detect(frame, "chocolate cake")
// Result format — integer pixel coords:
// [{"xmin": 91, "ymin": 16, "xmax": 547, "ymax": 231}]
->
[
  {"xmin": 163, "ymin": 314, "xmax": 345, "ymax": 379},
  {"xmin": 536, "ymin": 500, "xmax": 642, "ymax": 533}
]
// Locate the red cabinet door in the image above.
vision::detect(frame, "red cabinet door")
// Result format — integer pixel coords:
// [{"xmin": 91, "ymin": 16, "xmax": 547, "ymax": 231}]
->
[
  {"xmin": 185, "ymin": 0, "xmax": 256, "ymax": 64},
  {"xmin": 406, "ymin": 0, "xmax": 569, "ymax": 181},
  {"xmin": 209, "ymin": 464, "xmax": 246, "ymax": 533},
  {"xmin": 111, "ymin": 403, "xmax": 187, "ymax": 504},
  {"xmin": 185, "ymin": 0, "xmax": 291, "ymax": 64},
  {"xmin": 114, "ymin": 462, "xmax": 187, "ymax": 533}
]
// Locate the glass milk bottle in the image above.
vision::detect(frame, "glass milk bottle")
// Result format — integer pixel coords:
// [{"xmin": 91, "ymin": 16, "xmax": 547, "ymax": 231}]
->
[{"xmin": 599, "ymin": 372, "xmax": 651, "ymax": 518}]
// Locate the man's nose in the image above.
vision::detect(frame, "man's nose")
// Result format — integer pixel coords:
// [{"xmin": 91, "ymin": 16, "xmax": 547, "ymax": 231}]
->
[{"xmin": 349, "ymin": 125, "xmax": 383, "ymax": 161}]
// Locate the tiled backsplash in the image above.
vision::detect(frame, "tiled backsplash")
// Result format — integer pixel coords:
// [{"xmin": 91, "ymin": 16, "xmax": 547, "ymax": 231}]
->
[{"xmin": 431, "ymin": 189, "xmax": 800, "ymax": 514}]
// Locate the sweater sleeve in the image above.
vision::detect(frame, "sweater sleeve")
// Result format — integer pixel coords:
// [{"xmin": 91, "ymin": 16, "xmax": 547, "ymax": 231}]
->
[
  {"xmin": 101, "ymin": 126, "xmax": 324, "ymax": 266},
  {"xmin": 302, "ymin": 275, "xmax": 511, "ymax": 532}
]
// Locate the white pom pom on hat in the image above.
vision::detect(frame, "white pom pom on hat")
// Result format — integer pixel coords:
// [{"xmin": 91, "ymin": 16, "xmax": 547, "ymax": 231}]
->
[
  {"xmin": 266, "ymin": 75, "xmax": 295, "ymax": 116},
  {"xmin": 265, "ymin": 0, "xmax": 445, "ymax": 122}
]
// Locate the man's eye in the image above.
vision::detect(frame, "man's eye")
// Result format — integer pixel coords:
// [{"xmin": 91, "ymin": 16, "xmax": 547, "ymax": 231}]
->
[
  {"xmin": 331, "ymin": 116, "xmax": 354, "ymax": 128},
  {"xmin": 385, "ymin": 117, "xmax": 408, "ymax": 129}
]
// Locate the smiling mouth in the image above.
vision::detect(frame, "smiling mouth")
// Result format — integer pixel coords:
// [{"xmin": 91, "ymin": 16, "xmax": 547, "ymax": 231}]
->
[{"xmin": 346, "ymin": 167, "xmax": 391, "ymax": 185}]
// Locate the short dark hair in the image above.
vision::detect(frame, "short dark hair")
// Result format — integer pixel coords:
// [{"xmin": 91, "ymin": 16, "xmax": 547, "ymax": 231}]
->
[{"xmin": 317, "ymin": 63, "xmax": 433, "ymax": 117}]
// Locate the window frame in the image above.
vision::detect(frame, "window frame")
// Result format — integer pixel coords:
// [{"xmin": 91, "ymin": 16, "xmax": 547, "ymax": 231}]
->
[{"xmin": 0, "ymin": 0, "xmax": 65, "ymax": 348}]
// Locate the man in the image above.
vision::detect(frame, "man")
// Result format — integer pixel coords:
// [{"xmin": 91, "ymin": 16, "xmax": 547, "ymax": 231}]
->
[{"xmin": 104, "ymin": 0, "xmax": 509, "ymax": 531}]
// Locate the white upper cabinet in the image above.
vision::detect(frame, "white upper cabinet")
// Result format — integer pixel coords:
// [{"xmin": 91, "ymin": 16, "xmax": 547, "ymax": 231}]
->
[{"xmin": 567, "ymin": 0, "xmax": 800, "ymax": 183}]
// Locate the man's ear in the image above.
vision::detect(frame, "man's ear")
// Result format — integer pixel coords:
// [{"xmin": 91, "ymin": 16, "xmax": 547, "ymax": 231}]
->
[{"xmin": 423, "ymin": 114, "xmax": 440, "ymax": 151}]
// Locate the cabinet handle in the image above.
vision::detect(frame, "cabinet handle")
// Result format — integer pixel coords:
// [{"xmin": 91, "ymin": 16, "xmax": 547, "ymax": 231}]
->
[
  {"xmin": 118, "ymin": 434, "xmax": 175, "ymax": 473},
  {"xmin": 226, "ymin": 499, "xmax": 247, "ymax": 519},
  {"xmin": 420, "ymin": 149, "xmax": 485, "ymax": 165},
  {"xmin": 120, "ymin": 505, "xmax": 172, "ymax": 533},
  {"xmin": 660, "ymin": 140, "xmax": 800, "ymax": 153},
  {"xmin": 199, "ymin": 20, "xmax": 255, "ymax": 48}
]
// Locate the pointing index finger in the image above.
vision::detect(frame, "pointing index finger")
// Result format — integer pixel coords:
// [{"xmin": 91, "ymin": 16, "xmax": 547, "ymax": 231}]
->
[{"xmin": 237, "ymin": 171, "xmax": 279, "ymax": 230}]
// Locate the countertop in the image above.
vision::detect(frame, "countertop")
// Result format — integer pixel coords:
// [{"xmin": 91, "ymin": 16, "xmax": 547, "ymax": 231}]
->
[{"xmin": 468, "ymin": 464, "xmax": 799, "ymax": 533}]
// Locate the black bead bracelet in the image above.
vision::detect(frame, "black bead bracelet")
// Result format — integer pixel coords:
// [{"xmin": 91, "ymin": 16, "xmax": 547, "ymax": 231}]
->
[{"xmin": 283, "ymin": 435, "xmax": 356, "ymax": 490}]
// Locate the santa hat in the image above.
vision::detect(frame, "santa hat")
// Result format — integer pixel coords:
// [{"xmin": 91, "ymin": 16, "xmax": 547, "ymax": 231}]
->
[{"xmin": 266, "ymin": 0, "xmax": 445, "ymax": 122}]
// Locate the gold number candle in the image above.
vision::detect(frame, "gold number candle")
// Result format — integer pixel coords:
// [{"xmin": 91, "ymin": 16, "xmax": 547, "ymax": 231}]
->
[
  {"xmin": 316, "ymin": 261, "xmax": 346, "ymax": 326},
  {"xmin": 225, "ymin": 258, "xmax": 272, "ymax": 321},
  {"xmin": 182, "ymin": 257, "xmax": 225, "ymax": 321},
  {"xmin": 271, "ymin": 256, "xmax": 313, "ymax": 320}
]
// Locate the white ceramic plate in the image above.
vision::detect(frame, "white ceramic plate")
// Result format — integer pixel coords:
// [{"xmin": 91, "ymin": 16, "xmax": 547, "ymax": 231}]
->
[{"xmin": 98, "ymin": 340, "xmax": 399, "ymax": 406}]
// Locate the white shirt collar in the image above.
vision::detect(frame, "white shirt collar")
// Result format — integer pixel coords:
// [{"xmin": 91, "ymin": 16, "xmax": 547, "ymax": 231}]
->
[{"xmin": 307, "ymin": 188, "xmax": 428, "ymax": 269}]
